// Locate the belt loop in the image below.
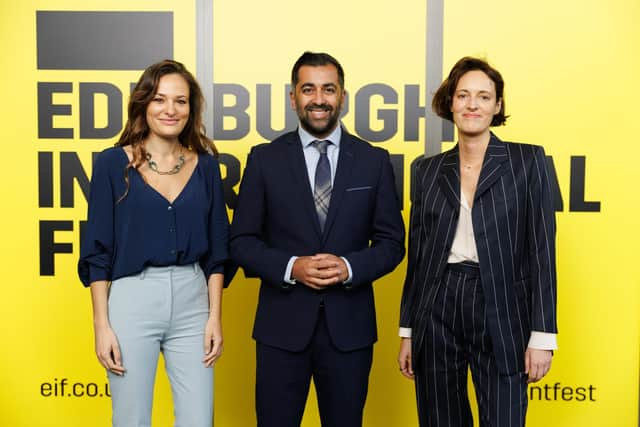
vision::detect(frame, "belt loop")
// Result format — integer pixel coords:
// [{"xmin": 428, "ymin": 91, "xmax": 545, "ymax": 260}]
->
[
  {"xmin": 139, "ymin": 268, "xmax": 147, "ymax": 280},
  {"xmin": 193, "ymin": 263, "xmax": 198, "ymax": 274}
]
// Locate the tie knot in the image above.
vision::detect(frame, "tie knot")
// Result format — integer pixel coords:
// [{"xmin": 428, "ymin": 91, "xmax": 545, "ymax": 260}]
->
[{"xmin": 312, "ymin": 140, "xmax": 330, "ymax": 155}]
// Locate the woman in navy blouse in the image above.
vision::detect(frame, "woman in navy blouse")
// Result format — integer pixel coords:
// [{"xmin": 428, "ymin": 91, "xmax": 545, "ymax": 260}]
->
[{"xmin": 78, "ymin": 59, "xmax": 229, "ymax": 426}]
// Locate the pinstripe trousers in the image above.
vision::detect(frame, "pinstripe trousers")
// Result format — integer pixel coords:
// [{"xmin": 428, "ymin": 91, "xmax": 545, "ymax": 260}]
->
[{"xmin": 414, "ymin": 262, "xmax": 527, "ymax": 427}]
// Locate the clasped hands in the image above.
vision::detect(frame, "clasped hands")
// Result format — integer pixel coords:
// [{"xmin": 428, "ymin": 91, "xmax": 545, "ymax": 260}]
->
[{"xmin": 291, "ymin": 253, "xmax": 348, "ymax": 290}]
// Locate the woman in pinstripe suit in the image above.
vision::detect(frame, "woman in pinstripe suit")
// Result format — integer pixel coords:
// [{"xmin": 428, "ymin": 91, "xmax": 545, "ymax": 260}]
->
[{"xmin": 397, "ymin": 57, "xmax": 557, "ymax": 426}]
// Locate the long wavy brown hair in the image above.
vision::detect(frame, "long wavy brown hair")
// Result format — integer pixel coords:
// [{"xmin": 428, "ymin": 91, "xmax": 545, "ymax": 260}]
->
[{"xmin": 116, "ymin": 59, "xmax": 217, "ymax": 201}]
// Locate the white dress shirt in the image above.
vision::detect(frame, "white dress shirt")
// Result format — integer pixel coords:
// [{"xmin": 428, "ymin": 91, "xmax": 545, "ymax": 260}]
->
[{"xmin": 283, "ymin": 124, "xmax": 353, "ymax": 285}]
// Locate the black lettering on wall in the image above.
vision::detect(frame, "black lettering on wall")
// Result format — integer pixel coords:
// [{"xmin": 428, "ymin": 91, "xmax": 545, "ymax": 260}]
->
[
  {"xmin": 256, "ymin": 84, "xmax": 297, "ymax": 141},
  {"xmin": 40, "ymin": 220, "xmax": 73, "ymax": 276},
  {"xmin": 570, "ymin": 156, "xmax": 600, "ymax": 212},
  {"xmin": 213, "ymin": 84, "xmax": 250, "ymax": 140},
  {"xmin": 218, "ymin": 153, "xmax": 240, "ymax": 210},
  {"xmin": 36, "ymin": 11, "xmax": 173, "ymax": 70},
  {"xmin": 39, "ymin": 151, "xmax": 54, "ymax": 208},
  {"xmin": 79, "ymin": 83, "xmax": 123, "ymax": 138},
  {"xmin": 528, "ymin": 382, "xmax": 597, "ymax": 402},
  {"xmin": 354, "ymin": 84, "xmax": 398, "ymax": 142},
  {"xmin": 38, "ymin": 82, "xmax": 73, "ymax": 138},
  {"xmin": 60, "ymin": 152, "xmax": 91, "ymax": 207},
  {"xmin": 404, "ymin": 85, "xmax": 425, "ymax": 142}
]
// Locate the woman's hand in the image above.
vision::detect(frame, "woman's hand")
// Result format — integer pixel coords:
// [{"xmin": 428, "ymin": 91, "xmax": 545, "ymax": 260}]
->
[
  {"xmin": 94, "ymin": 323, "xmax": 125, "ymax": 375},
  {"xmin": 525, "ymin": 348, "xmax": 552, "ymax": 383},
  {"xmin": 398, "ymin": 338, "xmax": 414, "ymax": 379},
  {"xmin": 90, "ymin": 281, "xmax": 124, "ymax": 375},
  {"xmin": 203, "ymin": 316, "xmax": 223, "ymax": 367}
]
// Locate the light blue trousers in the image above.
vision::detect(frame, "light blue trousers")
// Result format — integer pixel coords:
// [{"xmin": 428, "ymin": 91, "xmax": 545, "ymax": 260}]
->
[{"xmin": 107, "ymin": 264, "xmax": 213, "ymax": 427}]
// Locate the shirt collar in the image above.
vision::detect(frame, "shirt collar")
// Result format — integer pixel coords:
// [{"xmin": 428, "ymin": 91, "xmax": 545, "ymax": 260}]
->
[{"xmin": 298, "ymin": 123, "xmax": 342, "ymax": 149}]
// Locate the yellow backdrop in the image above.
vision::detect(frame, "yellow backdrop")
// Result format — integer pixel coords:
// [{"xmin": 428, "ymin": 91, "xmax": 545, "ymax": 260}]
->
[{"xmin": 0, "ymin": 0, "xmax": 638, "ymax": 426}]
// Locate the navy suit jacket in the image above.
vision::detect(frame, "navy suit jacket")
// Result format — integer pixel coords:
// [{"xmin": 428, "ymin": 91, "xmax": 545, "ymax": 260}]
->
[
  {"xmin": 230, "ymin": 129, "xmax": 405, "ymax": 352},
  {"xmin": 400, "ymin": 134, "xmax": 557, "ymax": 375}
]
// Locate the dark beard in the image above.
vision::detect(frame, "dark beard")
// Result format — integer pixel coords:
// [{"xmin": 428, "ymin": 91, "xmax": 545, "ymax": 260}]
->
[{"xmin": 298, "ymin": 104, "xmax": 341, "ymax": 138}]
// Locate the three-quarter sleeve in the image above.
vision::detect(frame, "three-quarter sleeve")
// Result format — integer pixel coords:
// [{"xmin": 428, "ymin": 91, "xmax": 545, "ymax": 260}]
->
[
  {"xmin": 78, "ymin": 151, "xmax": 116, "ymax": 287},
  {"xmin": 200, "ymin": 157, "xmax": 230, "ymax": 282}
]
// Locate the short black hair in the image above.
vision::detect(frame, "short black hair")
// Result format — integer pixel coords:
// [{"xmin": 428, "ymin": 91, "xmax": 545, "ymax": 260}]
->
[
  {"xmin": 432, "ymin": 56, "xmax": 508, "ymax": 126},
  {"xmin": 291, "ymin": 51, "xmax": 345, "ymax": 89}
]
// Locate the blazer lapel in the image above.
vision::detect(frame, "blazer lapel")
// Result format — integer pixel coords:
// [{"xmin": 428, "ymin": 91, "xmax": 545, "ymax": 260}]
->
[
  {"xmin": 474, "ymin": 133, "xmax": 509, "ymax": 201},
  {"xmin": 322, "ymin": 133, "xmax": 355, "ymax": 240},
  {"xmin": 437, "ymin": 147, "xmax": 461, "ymax": 212},
  {"xmin": 285, "ymin": 133, "xmax": 323, "ymax": 237}
]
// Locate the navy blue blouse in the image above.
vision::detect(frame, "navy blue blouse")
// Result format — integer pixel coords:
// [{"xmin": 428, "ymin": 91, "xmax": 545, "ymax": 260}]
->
[{"xmin": 78, "ymin": 147, "xmax": 229, "ymax": 287}]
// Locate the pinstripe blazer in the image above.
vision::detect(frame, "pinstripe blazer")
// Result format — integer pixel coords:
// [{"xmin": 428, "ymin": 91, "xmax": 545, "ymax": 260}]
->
[{"xmin": 400, "ymin": 133, "xmax": 557, "ymax": 375}]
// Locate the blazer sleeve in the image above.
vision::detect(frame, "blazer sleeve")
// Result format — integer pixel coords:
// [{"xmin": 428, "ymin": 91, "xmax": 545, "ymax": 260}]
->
[
  {"xmin": 526, "ymin": 146, "xmax": 558, "ymax": 333},
  {"xmin": 77, "ymin": 151, "xmax": 115, "ymax": 287},
  {"xmin": 399, "ymin": 157, "xmax": 426, "ymax": 328},
  {"xmin": 229, "ymin": 146, "xmax": 294, "ymax": 288},
  {"xmin": 342, "ymin": 149, "xmax": 406, "ymax": 288}
]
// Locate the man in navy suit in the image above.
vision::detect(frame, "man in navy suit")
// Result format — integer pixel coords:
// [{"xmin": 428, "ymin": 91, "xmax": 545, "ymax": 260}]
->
[{"xmin": 230, "ymin": 52, "xmax": 405, "ymax": 427}]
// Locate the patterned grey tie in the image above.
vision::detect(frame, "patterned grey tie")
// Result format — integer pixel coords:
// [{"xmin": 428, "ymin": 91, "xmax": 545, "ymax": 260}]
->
[{"xmin": 312, "ymin": 140, "xmax": 332, "ymax": 231}]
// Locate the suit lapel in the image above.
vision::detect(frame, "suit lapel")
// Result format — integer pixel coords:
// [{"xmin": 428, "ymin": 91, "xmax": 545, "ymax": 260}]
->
[
  {"xmin": 285, "ymin": 132, "xmax": 323, "ymax": 237},
  {"xmin": 437, "ymin": 147, "xmax": 461, "ymax": 212},
  {"xmin": 322, "ymin": 132, "xmax": 355, "ymax": 240},
  {"xmin": 474, "ymin": 133, "xmax": 509, "ymax": 201}
]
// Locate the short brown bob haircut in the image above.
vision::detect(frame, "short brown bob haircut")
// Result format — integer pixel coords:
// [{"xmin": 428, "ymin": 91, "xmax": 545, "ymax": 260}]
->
[{"xmin": 432, "ymin": 56, "xmax": 508, "ymax": 126}]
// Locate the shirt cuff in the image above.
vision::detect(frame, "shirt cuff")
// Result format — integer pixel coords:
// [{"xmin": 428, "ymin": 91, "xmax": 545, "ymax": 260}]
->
[
  {"xmin": 283, "ymin": 256, "xmax": 298, "ymax": 284},
  {"xmin": 528, "ymin": 331, "xmax": 558, "ymax": 350},
  {"xmin": 399, "ymin": 327, "xmax": 412, "ymax": 338},
  {"xmin": 340, "ymin": 257, "xmax": 353, "ymax": 283}
]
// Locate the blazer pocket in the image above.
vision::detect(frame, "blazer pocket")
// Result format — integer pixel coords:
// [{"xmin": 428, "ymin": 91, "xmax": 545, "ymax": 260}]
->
[{"xmin": 345, "ymin": 186, "xmax": 373, "ymax": 192}]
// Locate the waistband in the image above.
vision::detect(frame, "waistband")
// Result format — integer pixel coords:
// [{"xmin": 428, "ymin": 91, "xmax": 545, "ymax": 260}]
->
[
  {"xmin": 446, "ymin": 261, "xmax": 480, "ymax": 277},
  {"xmin": 138, "ymin": 263, "xmax": 200, "ymax": 280}
]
